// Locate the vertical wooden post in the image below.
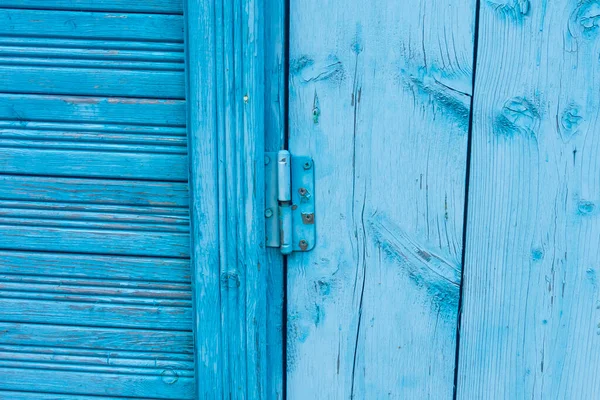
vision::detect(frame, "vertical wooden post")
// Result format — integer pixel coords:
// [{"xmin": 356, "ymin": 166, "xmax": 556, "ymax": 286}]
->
[{"xmin": 184, "ymin": 0, "xmax": 284, "ymax": 398}]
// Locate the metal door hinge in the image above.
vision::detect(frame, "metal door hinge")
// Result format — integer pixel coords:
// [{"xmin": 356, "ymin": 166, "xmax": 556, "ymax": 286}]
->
[{"xmin": 265, "ymin": 150, "xmax": 316, "ymax": 255}]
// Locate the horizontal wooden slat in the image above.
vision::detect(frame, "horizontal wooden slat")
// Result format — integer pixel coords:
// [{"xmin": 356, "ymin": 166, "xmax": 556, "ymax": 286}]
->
[
  {"xmin": 0, "ymin": 94, "xmax": 185, "ymax": 126},
  {"xmin": 0, "ymin": 225, "xmax": 189, "ymax": 257},
  {"xmin": 0, "ymin": 37, "xmax": 184, "ymax": 52},
  {"xmin": 0, "ymin": 9, "xmax": 184, "ymax": 42},
  {"xmin": 0, "ymin": 0, "xmax": 183, "ymax": 14},
  {"xmin": 0, "ymin": 345, "xmax": 192, "ymax": 368},
  {"xmin": 0, "ymin": 279, "xmax": 191, "ymax": 307},
  {"xmin": 0, "ymin": 298, "xmax": 191, "ymax": 330},
  {"xmin": 0, "ymin": 128, "xmax": 187, "ymax": 149},
  {"xmin": 0, "ymin": 56, "xmax": 183, "ymax": 71},
  {"xmin": 0, "ymin": 391, "xmax": 159, "ymax": 400},
  {"xmin": 0, "ymin": 322, "xmax": 193, "ymax": 353},
  {"xmin": 0, "ymin": 175, "xmax": 189, "ymax": 207},
  {"xmin": 0, "ymin": 66, "xmax": 184, "ymax": 99},
  {"xmin": 0, "ymin": 138, "xmax": 186, "ymax": 154},
  {"xmin": 0, "ymin": 367, "xmax": 194, "ymax": 399},
  {"xmin": 0, "ymin": 201, "xmax": 188, "ymax": 232},
  {"xmin": 0, "ymin": 45, "xmax": 183, "ymax": 64},
  {"xmin": 0, "ymin": 148, "xmax": 187, "ymax": 181},
  {"xmin": 0, "ymin": 359, "xmax": 193, "ymax": 377},
  {"xmin": 0, "ymin": 275, "xmax": 190, "ymax": 293},
  {"xmin": 0, "ymin": 251, "xmax": 190, "ymax": 282}
]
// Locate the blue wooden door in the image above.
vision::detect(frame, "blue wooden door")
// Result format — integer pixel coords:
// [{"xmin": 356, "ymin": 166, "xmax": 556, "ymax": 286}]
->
[
  {"xmin": 0, "ymin": 1, "xmax": 196, "ymax": 398},
  {"xmin": 286, "ymin": 0, "xmax": 476, "ymax": 398}
]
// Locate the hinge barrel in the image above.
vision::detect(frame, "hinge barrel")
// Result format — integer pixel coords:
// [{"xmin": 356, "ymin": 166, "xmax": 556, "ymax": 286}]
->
[
  {"xmin": 264, "ymin": 151, "xmax": 315, "ymax": 254},
  {"xmin": 279, "ymin": 203, "xmax": 293, "ymax": 255},
  {"xmin": 277, "ymin": 150, "xmax": 291, "ymax": 202}
]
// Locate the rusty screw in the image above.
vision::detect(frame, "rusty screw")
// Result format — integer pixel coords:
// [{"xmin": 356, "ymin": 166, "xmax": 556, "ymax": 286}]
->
[
  {"xmin": 298, "ymin": 187, "xmax": 308, "ymax": 196},
  {"xmin": 301, "ymin": 212, "xmax": 314, "ymax": 224},
  {"xmin": 299, "ymin": 239, "xmax": 309, "ymax": 251}
]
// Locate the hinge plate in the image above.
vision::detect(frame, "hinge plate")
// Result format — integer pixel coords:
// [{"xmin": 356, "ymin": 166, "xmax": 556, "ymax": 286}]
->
[{"xmin": 264, "ymin": 152, "xmax": 316, "ymax": 253}]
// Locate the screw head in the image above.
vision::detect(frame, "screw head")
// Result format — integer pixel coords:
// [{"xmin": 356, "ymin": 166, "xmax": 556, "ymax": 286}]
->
[
  {"xmin": 299, "ymin": 239, "xmax": 309, "ymax": 250},
  {"xmin": 303, "ymin": 160, "xmax": 312, "ymax": 170},
  {"xmin": 265, "ymin": 208, "xmax": 273, "ymax": 218},
  {"xmin": 301, "ymin": 212, "xmax": 315, "ymax": 224},
  {"xmin": 298, "ymin": 187, "xmax": 307, "ymax": 196}
]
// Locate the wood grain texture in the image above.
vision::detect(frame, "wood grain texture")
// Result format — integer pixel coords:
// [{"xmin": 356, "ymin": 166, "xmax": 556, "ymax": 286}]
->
[
  {"xmin": 457, "ymin": 1, "xmax": 600, "ymax": 398},
  {"xmin": 0, "ymin": 9, "xmax": 183, "ymax": 42},
  {"xmin": 0, "ymin": 322, "xmax": 193, "ymax": 354},
  {"xmin": 0, "ymin": 250, "xmax": 191, "ymax": 282},
  {"xmin": 0, "ymin": 148, "xmax": 187, "ymax": 181},
  {"xmin": 184, "ymin": 0, "xmax": 285, "ymax": 397},
  {"xmin": 264, "ymin": 0, "xmax": 286, "ymax": 398},
  {"xmin": 287, "ymin": 0, "xmax": 476, "ymax": 398},
  {"xmin": 0, "ymin": 2, "xmax": 194, "ymax": 397},
  {"xmin": 0, "ymin": 66, "xmax": 184, "ymax": 99},
  {"xmin": 0, "ymin": 367, "xmax": 194, "ymax": 399},
  {"xmin": 183, "ymin": 1, "xmax": 223, "ymax": 397},
  {"xmin": 0, "ymin": 175, "xmax": 189, "ymax": 207},
  {"xmin": 0, "ymin": 0, "xmax": 183, "ymax": 14},
  {"xmin": 0, "ymin": 94, "xmax": 185, "ymax": 126}
]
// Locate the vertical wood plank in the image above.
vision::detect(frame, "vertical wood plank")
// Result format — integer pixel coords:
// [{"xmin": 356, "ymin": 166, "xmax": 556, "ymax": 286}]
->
[
  {"xmin": 457, "ymin": 1, "xmax": 600, "ymax": 398},
  {"xmin": 287, "ymin": 1, "xmax": 476, "ymax": 398},
  {"xmin": 184, "ymin": 0, "xmax": 223, "ymax": 397},
  {"xmin": 184, "ymin": 0, "xmax": 284, "ymax": 398},
  {"xmin": 265, "ymin": 0, "xmax": 287, "ymax": 398}
]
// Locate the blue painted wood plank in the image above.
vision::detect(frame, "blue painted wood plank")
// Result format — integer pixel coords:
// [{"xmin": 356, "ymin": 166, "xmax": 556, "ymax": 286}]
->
[
  {"xmin": 0, "ymin": 0, "xmax": 183, "ymax": 14},
  {"xmin": 0, "ymin": 251, "xmax": 191, "ymax": 282},
  {"xmin": 0, "ymin": 94, "xmax": 185, "ymax": 126},
  {"xmin": 287, "ymin": 0, "xmax": 476, "ymax": 398},
  {"xmin": 0, "ymin": 175, "xmax": 189, "ymax": 207},
  {"xmin": 0, "ymin": 298, "xmax": 191, "ymax": 330},
  {"xmin": 264, "ymin": 0, "xmax": 286, "ymax": 398},
  {"xmin": 0, "ymin": 225, "xmax": 189, "ymax": 257},
  {"xmin": 0, "ymin": 37, "xmax": 184, "ymax": 52},
  {"xmin": 0, "ymin": 367, "xmax": 194, "ymax": 399},
  {"xmin": 0, "ymin": 345, "xmax": 193, "ymax": 370},
  {"xmin": 0, "ymin": 392, "xmax": 164, "ymax": 400},
  {"xmin": 0, "ymin": 322, "xmax": 193, "ymax": 354},
  {"xmin": 0, "ymin": 45, "xmax": 184, "ymax": 65},
  {"xmin": 0, "ymin": 5, "xmax": 194, "ymax": 397},
  {"xmin": 457, "ymin": 1, "xmax": 600, "ymax": 398},
  {"xmin": 184, "ymin": 0, "xmax": 284, "ymax": 397},
  {"xmin": 0, "ymin": 9, "xmax": 183, "ymax": 42},
  {"xmin": 183, "ymin": 0, "xmax": 224, "ymax": 397},
  {"xmin": 0, "ymin": 148, "xmax": 187, "ymax": 181},
  {"xmin": 0, "ymin": 66, "xmax": 184, "ymax": 99}
]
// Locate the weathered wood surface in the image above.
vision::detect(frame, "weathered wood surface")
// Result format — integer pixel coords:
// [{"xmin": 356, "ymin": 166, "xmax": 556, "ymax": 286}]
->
[
  {"xmin": 0, "ymin": 3, "xmax": 194, "ymax": 398},
  {"xmin": 457, "ymin": 1, "xmax": 600, "ymax": 398},
  {"xmin": 287, "ymin": 0, "xmax": 476, "ymax": 398},
  {"xmin": 0, "ymin": 0, "xmax": 183, "ymax": 14},
  {"xmin": 264, "ymin": 0, "xmax": 287, "ymax": 398},
  {"xmin": 185, "ymin": 0, "xmax": 284, "ymax": 398},
  {"xmin": 0, "ymin": 9, "xmax": 183, "ymax": 41}
]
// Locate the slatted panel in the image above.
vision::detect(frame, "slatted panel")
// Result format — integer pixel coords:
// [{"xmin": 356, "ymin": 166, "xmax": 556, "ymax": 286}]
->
[
  {"xmin": 0, "ymin": 2, "xmax": 193, "ymax": 399},
  {"xmin": 0, "ymin": 1, "xmax": 183, "ymax": 14}
]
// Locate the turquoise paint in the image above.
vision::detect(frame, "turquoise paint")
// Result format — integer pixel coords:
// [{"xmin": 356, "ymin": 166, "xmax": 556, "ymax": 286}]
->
[
  {"xmin": 457, "ymin": 0, "xmax": 600, "ymax": 398},
  {"xmin": 0, "ymin": 2, "xmax": 194, "ymax": 398},
  {"xmin": 287, "ymin": 0, "xmax": 476, "ymax": 398},
  {"xmin": 185, "ymin": 0, "xmax": 284, "ymax": 398},
  {"xmin": 1, "ymin": 0, "xmax": 598, "ymax": 398}
]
